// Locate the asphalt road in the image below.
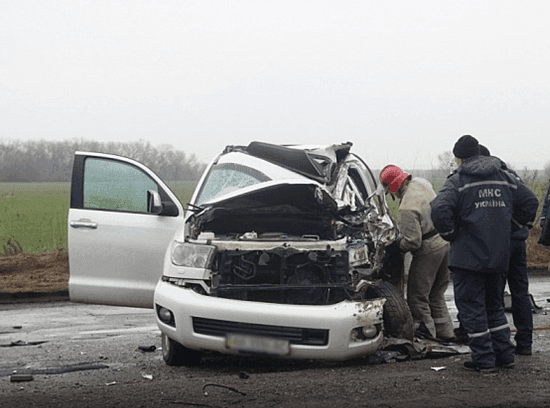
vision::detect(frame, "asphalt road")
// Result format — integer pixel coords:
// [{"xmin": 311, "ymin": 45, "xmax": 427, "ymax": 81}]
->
[{"xmin": 1, "ymin": 275, "xmax": 550, "ymax": 407}]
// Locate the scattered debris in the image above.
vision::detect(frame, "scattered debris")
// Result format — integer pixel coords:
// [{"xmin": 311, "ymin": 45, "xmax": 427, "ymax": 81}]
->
[
  {"xmin": 367, "ymin": 351, "xmax": 402, "ymax": 364},
  {"xmin": 0, "ymin": 340, "xmax": 48, "ymax": 348},
  {"xmin": 203, "ymin": 383, "xmax": 246, "ymax": 397},
  {"xmin": 141, "ymin": 373, "xmax": 153, "ymax": 380},
  {"xmin": 380, "ymin": 336, "xmax": 470, "ymax": 362},
  {"xmin": 138, "ymin": 345, "xmax": 156, "ymax": 352},
  {"xmin": 105, "ymin": 381, "xmax": 117, "ymax": 386},
  {"xmin": 431, "ymin": 366, "xmax": 446, "ymax": 372},
  {"xmin": 239, "ymin": 371, "xmax": 250, "ymax": 379},
  {"xmin": 530, "ymin": 294, "xmax": 543, "ymax": 313},
  {"xmin": 506, "ymin": 292, "xmax": 543, "ymax": 313},
  {"xmin": 0, "ymin": 362, "xmax": 109, "ymax": 377},
  {"xmin": 10, "ymin": 374, "xmax": 33, "ymax": 382}
]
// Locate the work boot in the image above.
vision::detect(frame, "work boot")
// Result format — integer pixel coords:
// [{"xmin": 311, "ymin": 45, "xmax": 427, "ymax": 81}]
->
[
  {"xmin": 495, "ymin": 357, "xmax": 515, "ymax": 368},
  {"xmin": 462, "ymin": 361, "xmax": 495, "ymax": 373},
  {"xmin": 515, "ymin": 346, "xmax": 532, "ymax": 356},
  {"xmin": 453, "ymin": 326, "xmax": 468, "ymax": 344},
  {"xmin": 414, "ymin": 322, "xmax": 436, "ymax": 340}
]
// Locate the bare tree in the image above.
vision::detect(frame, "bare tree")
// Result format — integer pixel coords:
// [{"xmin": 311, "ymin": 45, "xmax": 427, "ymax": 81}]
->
[
  {"xmin": 520, "ymin": 167, "xmax": 539, "ymax": 186},
  {"xmin": 0, "ymin": 139, "xmax": 207, "ymax": 182},
  {"xmin": 437, "ymin": 151, "xmax": 455, "ymax": 174}
]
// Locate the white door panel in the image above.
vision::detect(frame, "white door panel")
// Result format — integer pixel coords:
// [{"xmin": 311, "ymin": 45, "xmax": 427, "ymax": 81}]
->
[{"xmin": 68, "ymin": 152, "xmax": 184, "ymax": 308}]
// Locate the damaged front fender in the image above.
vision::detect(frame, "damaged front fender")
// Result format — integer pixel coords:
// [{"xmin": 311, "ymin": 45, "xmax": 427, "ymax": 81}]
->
[{"xmin": 353, "ymin": 297, "xmax": 386, "ymax": 327}]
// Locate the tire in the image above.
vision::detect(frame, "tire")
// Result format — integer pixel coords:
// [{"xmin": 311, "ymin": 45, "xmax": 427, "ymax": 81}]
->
[
  {"xmin": 367, "ymin": 281, "xmax": 414, "ymax": 340},
  {"xmin": 161, "ymin": 333, "xmax": 202, "ymax": 366}
]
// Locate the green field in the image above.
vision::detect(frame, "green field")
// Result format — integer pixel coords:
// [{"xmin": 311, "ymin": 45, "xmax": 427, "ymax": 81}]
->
[
  {"xmin": 0, "ymin": 182, "xmax": 197, "ymax": 254},
  {"xmin": 1, "ymin": 176, "xmax": 547, "ymax": 255}
]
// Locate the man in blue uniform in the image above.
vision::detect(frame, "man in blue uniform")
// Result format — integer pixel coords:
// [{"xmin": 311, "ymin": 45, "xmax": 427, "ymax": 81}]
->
[
  {"xmin": 478, "ymin": 145, "xmax": 538, "ymax": 356},
  {"xmin": 430, "ymin": 135, "xmax": 537, "ymax": 372}
]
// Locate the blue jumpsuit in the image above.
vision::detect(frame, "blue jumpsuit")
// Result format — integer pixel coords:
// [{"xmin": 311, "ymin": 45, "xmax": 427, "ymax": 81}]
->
[{"xmin": 430, "ymin": 155, "xmax": 537, "ymax": 369}]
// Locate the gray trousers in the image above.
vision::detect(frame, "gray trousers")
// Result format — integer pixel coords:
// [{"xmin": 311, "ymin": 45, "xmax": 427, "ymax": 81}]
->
[{"xmin": 407, "ymin": 245, "xmax": 454, "ymax": 339}]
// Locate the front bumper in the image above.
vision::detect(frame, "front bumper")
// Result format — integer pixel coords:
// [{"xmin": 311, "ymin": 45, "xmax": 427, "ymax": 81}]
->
[{"xmin": 154, "ymin": 280, "xmax": 385, "ymax": 361}]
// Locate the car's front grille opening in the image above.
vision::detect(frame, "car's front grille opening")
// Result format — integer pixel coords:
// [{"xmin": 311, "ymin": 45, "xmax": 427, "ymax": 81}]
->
[
  {"xmin": 212, "ymin": 249, "xmax": 353, "ymax": 305},
  {"xmin": 193, "ymin": 317, "xmax": 329, "ymax": 346}
]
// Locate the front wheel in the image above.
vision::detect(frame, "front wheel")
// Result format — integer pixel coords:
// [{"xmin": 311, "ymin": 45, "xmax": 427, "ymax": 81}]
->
[
  {"xmin": 161, "ymin": 333, "xmax": 203, "ymax": 366},
  {"xmin": 366, "ymin": 281, "xmax": 414, "ymax": 340}
]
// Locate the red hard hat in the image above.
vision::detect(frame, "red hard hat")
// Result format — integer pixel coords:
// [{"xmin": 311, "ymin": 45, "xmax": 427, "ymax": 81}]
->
[{"xmin": 380, "ymin": 165, "xmax": 409, "ymax": 193}]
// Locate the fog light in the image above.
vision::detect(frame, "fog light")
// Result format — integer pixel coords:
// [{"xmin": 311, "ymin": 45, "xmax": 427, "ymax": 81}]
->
[
  {"xmin": 156, "ymin": 305, "xmax": 175, "ymax": 327},
  {"xmin": 361, "ymin": 325, "xmax": 377, "ymax": 338}
]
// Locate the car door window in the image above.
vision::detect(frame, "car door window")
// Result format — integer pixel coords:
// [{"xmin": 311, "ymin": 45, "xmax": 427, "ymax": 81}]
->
[{"xmin": 83, "ymin": 158, "xmax": 158, "ymax": 212}]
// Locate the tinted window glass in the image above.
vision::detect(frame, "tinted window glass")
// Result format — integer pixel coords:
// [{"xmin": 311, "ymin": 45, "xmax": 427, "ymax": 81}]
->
[
  {"xmin": 195, "ymin": 163, "xmax": 270, "ymax": 205},
  {"xmin": 83, "ymin": 158, "xmax": 158, "ymax": 212}
]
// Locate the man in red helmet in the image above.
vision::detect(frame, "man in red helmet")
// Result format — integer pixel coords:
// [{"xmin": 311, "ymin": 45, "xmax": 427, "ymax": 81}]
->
[{"xmin": 379, "ymin": 164, "xmax": 455, "ymax": 341}]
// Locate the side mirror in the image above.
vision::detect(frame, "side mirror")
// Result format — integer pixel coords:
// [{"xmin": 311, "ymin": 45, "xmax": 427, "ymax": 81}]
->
[
  {"xmin": 147, "ymin": 190, "xmax": 180, "ymax": 216},
  {"xmin": 147, "ymin": 190, "xmax": 163, "ymax": 214}
]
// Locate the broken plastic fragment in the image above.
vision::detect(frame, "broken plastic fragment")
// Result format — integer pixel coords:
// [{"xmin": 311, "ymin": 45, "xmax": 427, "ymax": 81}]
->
[
  {"xmin": 431, "ymin": 366, "xmax": 446, "ymax": 372},
  {"xmin": 138, "ymin": 345, "xmax": 156, "ymax": 352},
  {"xmin": 10, "ymin": 374, "xmax": 33, "ymax": 382}
]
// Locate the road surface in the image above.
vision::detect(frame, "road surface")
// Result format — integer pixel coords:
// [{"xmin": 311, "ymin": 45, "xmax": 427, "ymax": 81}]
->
[{"xmin": 1, "ymin": 275, "xmax": 550, "ymax": 408}]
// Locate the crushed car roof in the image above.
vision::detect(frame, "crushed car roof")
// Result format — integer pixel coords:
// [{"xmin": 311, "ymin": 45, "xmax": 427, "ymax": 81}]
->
[{"xmin": 223, "ymin": 141, "xmax": 353, "ymax": 184}]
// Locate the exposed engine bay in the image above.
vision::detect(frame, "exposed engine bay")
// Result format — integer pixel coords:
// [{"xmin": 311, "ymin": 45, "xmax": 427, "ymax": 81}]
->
[{"xmin": 175, "ymin": 141, "xmax": 401, "ymax": 306}]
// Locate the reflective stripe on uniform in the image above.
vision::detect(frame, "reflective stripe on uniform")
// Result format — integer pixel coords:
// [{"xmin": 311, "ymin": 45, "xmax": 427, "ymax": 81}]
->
[
  {"xmin": 433, "ymin": 317, "xmax": 450, "ymax": 324},
  {"xmin": 489, "ymin": 323, "xmax": 509, "ymax": 333},
  {"xmin": 468, "ymin": 329, "xmax": 490, "ymax": 338},
  {"xmin": 458, "ymin": 180, "xmax": 517, "ymax": 193}
]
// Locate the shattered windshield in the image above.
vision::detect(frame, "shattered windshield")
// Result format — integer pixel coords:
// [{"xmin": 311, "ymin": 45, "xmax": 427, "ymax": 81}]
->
[{"xmin": 195, "ymin": 163, "xmax": 271, "ymax": 205}]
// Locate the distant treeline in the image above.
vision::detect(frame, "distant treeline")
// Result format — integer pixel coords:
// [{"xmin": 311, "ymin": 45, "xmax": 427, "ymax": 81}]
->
[{"xmin": 0, "ymin": 139, "xmax": 207, "ymax": 182}]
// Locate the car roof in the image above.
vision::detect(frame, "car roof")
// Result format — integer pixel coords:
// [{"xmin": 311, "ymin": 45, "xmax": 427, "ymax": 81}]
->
[{"xmin": 223, "ymin": 141, "xmax": 353, "ymax": 184}]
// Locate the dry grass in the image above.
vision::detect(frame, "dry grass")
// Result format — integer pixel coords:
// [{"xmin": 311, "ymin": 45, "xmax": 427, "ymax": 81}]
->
[{"xmin": 527, "ymin": 226, "xmax": 550, "ymax": 268}]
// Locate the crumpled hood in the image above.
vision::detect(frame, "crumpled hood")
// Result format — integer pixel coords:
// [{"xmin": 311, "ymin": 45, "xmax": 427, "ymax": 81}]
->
[
  {"xmin": 201, "ymin": 181, "xmax": 337, "ymax": 212},
  {"xmin": 190, "ymin": 182, "xmax": 340, "ymax": 238},
  {"xmin": 458, "ymin": 155, "xmax": 502, "ymax": 177}
]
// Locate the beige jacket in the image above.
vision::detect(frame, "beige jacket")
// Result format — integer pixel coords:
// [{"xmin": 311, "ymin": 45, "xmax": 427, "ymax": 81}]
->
[{"xmin": 398, "ymin": 177, "xmax": 448, "ymax": 256}]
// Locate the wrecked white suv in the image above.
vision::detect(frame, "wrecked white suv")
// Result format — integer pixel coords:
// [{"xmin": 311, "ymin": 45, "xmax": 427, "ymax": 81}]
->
[{"xmin": 68, "ymin": 142, "xmax": 413, "ymax": 366}]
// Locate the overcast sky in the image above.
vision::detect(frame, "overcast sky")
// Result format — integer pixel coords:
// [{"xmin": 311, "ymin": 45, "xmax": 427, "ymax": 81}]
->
[{"xmin": 2, "ymin": 1, "xmax": 549, "ymax": 171}]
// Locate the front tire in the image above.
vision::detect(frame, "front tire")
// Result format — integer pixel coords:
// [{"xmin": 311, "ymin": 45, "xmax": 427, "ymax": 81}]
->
[
  {"xmin": 367, "ymin": 281, "xmax": 414, "ymax": 340},
  {"xmin": 161, "ymin": 333, "xmax": 202, "ymax": 366}
]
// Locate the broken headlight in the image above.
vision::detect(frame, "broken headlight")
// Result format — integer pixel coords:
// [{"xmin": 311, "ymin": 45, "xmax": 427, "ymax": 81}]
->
[{"xmin": 171, "ymin": 241, "xmax": 217, "ymax": 268}]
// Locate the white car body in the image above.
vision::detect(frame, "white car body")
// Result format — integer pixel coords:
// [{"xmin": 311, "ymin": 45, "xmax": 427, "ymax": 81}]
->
[{"xmin": 68, "ymin": 142, "xmax": 408, "ymax": 365}]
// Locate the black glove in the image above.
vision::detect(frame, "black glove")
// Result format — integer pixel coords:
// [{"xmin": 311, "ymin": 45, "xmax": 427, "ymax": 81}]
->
[{"xmin": 387, "ymin": 236, "xmax": 402, "ymax": 253}]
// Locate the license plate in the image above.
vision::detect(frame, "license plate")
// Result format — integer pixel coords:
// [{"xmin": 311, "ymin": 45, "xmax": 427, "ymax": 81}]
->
[{"xmin": 226, "ymin": 334, "xmax": 290, "ymax": 356}]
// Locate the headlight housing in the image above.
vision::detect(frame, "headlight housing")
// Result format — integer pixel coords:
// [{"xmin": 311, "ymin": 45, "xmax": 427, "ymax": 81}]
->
[{"xmin": 171, "ymin": 241, "xmax": 217, "ymax": 268}]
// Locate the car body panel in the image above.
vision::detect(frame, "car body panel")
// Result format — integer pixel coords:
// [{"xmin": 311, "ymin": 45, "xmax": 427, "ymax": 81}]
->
[
  {"xmin": 154, "ymin": 281, "xmax": 385, "ymax": 361},
  {"xmin": 68, "ymin": 152, "xmax": 184, "ymax": 308}
]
